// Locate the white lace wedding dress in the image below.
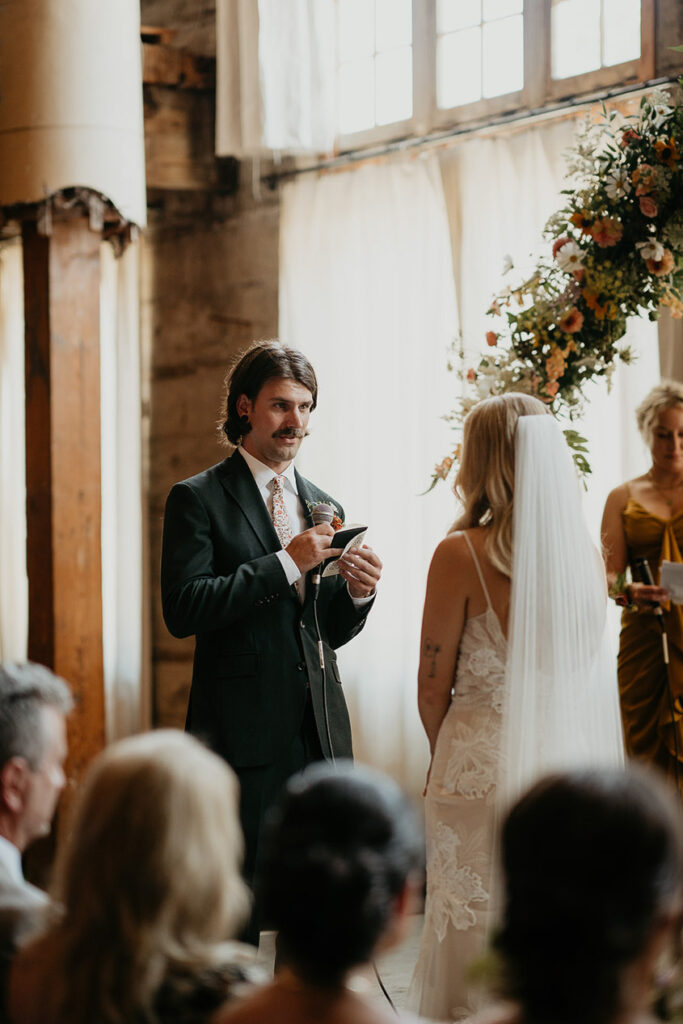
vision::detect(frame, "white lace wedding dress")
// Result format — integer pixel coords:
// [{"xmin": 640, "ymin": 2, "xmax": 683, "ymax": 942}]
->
[
  {"xmin": 408, "ymin": 416, "xmax": 624, "ymax": 1022},
  {"xmin": 407, "ymin": 532, "xmax": 506, "ymax": 1021}
]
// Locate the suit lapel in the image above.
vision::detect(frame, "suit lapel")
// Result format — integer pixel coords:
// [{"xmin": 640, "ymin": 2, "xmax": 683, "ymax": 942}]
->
[{"xmin": 217, "ymin": 451, "xmax": 281, "ymax": 555}]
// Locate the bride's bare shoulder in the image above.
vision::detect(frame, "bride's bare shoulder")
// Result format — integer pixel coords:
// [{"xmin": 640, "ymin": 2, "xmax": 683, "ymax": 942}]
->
[{"xmin": 428, "ymin": 530, "xmax": 480, "ymax": 583}]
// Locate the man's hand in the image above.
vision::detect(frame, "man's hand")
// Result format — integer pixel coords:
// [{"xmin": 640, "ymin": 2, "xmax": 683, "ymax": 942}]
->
[
  {"xmin": 286, "ymin": 525, "xmax": 343, "ymax": 573},
  {"xmin": 337, "ymin": 545, "xmax": 382, "ymax": 599}
]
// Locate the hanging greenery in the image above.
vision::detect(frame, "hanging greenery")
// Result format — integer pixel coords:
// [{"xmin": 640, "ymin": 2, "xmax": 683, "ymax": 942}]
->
[{"xmin": 428, "ymin": 83, "xmax": 683, "ymax": 492}]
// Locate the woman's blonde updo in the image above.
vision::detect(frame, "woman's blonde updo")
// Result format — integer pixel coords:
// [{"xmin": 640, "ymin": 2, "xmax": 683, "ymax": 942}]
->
[
  {"xmin": 451, "ymin": 393, "xmax": 548, "ymax": 576},
  {"xmin": 635, "ymin": 381, "xmax": 683, "ymax": 446}
]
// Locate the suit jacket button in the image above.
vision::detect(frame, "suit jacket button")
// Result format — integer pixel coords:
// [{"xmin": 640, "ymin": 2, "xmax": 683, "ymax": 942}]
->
[
  {"xmin": 300, "ymin": 621, "xmax": 306, "ymax": 629},
  {"xmin": 297, "ymin": 662, "xmax": 306, "ymax": 671}
]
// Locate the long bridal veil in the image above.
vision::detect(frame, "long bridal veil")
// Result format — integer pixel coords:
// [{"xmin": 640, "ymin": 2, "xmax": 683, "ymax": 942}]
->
[{"xmin": 499, "ymin": 414, "xmax": 624, "ymax": 808}]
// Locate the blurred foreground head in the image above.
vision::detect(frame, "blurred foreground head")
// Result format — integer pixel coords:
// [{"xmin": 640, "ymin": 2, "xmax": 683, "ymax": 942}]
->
[
  {"xmin": 259, "ymin": 760, "xmax": 423, "ymax": 988},
  {"xmin": 497, "ymin": 766, "xmax": 683, "ymax": 1024}
]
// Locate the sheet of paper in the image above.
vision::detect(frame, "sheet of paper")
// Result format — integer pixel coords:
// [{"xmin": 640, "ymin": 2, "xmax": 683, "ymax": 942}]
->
[
  {"xmin": 659, "ymin": 560, "xmax": 683, "ymax": 604},
  {"xmin": 322, "ymin": 528, "xmax": 368, "ymax": 577}
]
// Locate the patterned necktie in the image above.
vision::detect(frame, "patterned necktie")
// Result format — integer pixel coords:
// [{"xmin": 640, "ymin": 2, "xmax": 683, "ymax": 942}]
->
[{"xmin": 271, "ymin": 475, "xmax": 293, "ymax": 549}]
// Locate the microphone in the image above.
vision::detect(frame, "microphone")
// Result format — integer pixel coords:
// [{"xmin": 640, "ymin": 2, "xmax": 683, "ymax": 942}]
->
[
  {"xmin": 311, "ymin": 502, "xmax": 335, "ymax": 526},
  {"xmin": 635, "ymin": 557, "xmax": 663, "ymax": 617},
  {"xmin": 636, "ymin": 557, "xmax": 669, "ymax": 665}
]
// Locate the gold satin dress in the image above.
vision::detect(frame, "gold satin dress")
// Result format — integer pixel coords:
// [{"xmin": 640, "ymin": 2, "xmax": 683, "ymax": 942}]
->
[{"xmin": 619, "ymin": 497, "xmax": 683, "ymax": 792}]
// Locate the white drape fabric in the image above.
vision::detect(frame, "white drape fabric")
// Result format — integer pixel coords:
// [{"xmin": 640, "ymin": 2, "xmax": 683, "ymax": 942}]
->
[
  {"xmin": 100, "ymin": 240, "xmax": 148, "ymax": 739},
  {"xmin": 280, "ymin": 155, "xmax": 458, "ymax": 797},
  {"xmin": 501, "ymin": 415, "xmax": 625, "ymax": 808},
  {"xmin": 0, "ymin": 241, "xmax": 27, "ymax": 662},
  {"xmin": 279, "ymin": 116, "xmax": 661, "ymax": 795},
  {"xmin": 216, "ymin": 0, "xmax": 336, "ymax": 156}
]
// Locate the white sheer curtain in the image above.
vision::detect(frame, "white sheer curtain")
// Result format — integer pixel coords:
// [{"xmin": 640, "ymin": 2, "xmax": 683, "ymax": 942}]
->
[
  {"xmin": 100, "ymin": 240, "xmax": 148, "ymax": 739},
  {"xmin": 216, "ymin": 0, "xmax": 336, "ymax": 156},
  {"xmin": 0, "ymin": 240, "xmax": 27, "ymax": 662},
  {"xmin": 280, "ymin": 155, "xmax": 458, "ymax": 797},
  {"xmin": 438, "ymin": 117, "xmax": 660, "ymax": 544}
]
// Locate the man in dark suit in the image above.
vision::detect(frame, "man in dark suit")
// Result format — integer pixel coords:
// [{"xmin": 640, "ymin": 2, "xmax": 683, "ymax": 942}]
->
[{"xmin": 161, "ymin": 341, "xmax": 382, "ymax": 941}]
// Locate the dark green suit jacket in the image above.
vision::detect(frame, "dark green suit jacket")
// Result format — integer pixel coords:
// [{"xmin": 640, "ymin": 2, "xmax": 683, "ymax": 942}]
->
[{"xmin": 161, "ymin": 451, "xmax": 373, "ymax": 767}]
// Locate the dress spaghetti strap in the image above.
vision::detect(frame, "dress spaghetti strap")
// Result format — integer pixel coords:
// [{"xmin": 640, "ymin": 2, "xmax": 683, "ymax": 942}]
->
[{"xmin": 462, "ymin": 531, "xmax": 493, "ymax": 610}]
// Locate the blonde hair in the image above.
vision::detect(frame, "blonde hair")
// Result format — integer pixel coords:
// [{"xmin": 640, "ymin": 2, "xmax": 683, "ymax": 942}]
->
[
  {"xmin": 452, "ymin": 393, "xmax": 548, "ymax": 576},
  {"xmin": 44, "ymin": 729, "xmax": 250, "ymax": 1024},
  {"xmin": 635, "ymin": 381, "xmax": 683, "ymax": 446}
]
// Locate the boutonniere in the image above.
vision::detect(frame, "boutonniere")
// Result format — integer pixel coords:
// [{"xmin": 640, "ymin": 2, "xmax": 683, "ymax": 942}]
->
[{"xmin": 305, "ymin": 498, "xmax": 344, "ymax": 531}]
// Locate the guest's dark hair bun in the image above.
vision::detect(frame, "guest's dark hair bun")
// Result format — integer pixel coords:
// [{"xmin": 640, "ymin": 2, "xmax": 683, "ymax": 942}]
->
[
  {"xmin": 496, "ymin": 767, "xmax": 683, "ymax": 1024},
  {"xmin": 258, "ymin": 761, "xmax": 423, "ymax": 986}
]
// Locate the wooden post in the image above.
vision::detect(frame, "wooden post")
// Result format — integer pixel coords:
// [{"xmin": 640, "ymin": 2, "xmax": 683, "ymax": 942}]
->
[{"xmin": 22, "ymin": 214, "xmax": 106, "ymax": 787}]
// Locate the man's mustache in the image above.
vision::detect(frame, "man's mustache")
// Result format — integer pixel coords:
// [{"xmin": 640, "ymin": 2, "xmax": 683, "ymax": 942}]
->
[{"xmin": 273, "ymin": 428, "xmax": 308, "ymax": 439}]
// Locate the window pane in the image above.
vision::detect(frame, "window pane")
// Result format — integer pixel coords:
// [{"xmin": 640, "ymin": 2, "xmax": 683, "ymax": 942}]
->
[
  {"xmin": 483, "ymin": 0, "xmax": 523, "ymax": 20},
  {"xmin": 437, "ymin": 28, "xmax": 482, "ymax": 108},
  {"xmin": 483, "ymin": 14, "xmax": 523, "ymax": 97},
  {"xmin": 339, "ymin": 60, "xmax": 375, "ymax": 134},
  {"xmin": 437, "ymin": 0, "xmax": 481, "ymax": 33},
  {"xmin": 551, "ymin": 0, "xmax": 600, "ymax": 79},
  {"xmin": 375, "ymin": 47, "xmax": 413, "ymax": 125},
  {"xmin": 376, "ymin": 0, "xmax": 412, "ymax": 51},
  {"xmin": 603, "ymin": 0, "xmax": 640, "ymax": 66},
  {"xmin": 339, "ymin": 0, "xmax": 375, "ymax": 62}
]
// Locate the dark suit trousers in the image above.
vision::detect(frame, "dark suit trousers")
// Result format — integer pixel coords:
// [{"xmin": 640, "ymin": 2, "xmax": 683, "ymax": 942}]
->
[{"xmin": 237, "ymin": 693, "xmax": 323, "ymax": 946}]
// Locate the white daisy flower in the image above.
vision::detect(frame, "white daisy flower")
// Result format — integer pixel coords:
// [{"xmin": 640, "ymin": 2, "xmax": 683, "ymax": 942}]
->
[
  {"xmin": 605, "ymin": 168, "xmax": 631, "ymax": 200},
  {"xmin": 636, "ymin": 239, "xmax": 664, "ymax": 262},
  {"xmin": 555, "ymin": 240, "xmax": 585, "ymax": 272}
]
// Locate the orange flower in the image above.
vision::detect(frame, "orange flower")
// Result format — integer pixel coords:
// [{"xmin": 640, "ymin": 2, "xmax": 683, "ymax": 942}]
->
[
  {"xmin": 632, "ymin": 164, "xmax": 656, "ymax": 195},
  {"xmin": 558, "ymin": 308, "xmax": 584, "ymax": 334},
  {"xmin": 639, "ymin": 195, "xmax": 658, "ymax": 218},
  {"xmin": 545, "ymin": 347, "xmax": 567, "ymax": 382},
  {"xmin": 466, "ymin": 367, "xmax": 476, "ymax": 382},
  {"xmin": 654, "ymin": 136, "xmax": 679, "ymax": 168},
  {"xmin": 620, "ymin": 128, "xmax": 641, "ymax": 147},
  {"xmin": 486, "ymin": 331, "xmax": 498, "ymax": 347},
  {"xmin": 545, "ymin": 380, "xmax": 560, "ymax": 399},
  {"xmin": 583, "ymin": 288, "xmax": 601, "ymax": 310},
  {"xmin": 434, "ymin": 457, "xmax": 453, "ymax": 480},
  {"xmin": 646, "ymin": 249, "xmax": 675, "ymax": 277},
  {"xmin": 573, "ymin": 269, "xmax": 585, "ymax": 282},
  {"xmin": 590, "ymin": 217, "xmax": 623, "ymax": 248},
  {"xmin": 570, "ymin": 210, "xmax": 594, "ymax": 235}
]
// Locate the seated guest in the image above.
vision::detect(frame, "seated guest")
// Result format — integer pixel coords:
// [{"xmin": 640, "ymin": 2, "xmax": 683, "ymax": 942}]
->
[
  {"xmin": 0, "ymin": 663, "xmax": 71, "ymax": 1017},
  {"xmin": 213, "ymin": 761, "xmax": 426, "ymax": 1024},
  {"xmin": 477, "ymin": 767, "xmax": 683, "ymax": 1024},
  {"xmin": 9, "ymin": 730, "xmax": 254, "ymax": 1024}
]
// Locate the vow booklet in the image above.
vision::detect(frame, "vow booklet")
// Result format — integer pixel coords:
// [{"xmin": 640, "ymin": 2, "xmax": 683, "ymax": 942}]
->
[
  {"xmin": 659, "ymin": 561, "xmax": 683, "ymax": 604},
  {"xmin": 322, "ymin": 525, "xmax": 368, "ymax": 577}
]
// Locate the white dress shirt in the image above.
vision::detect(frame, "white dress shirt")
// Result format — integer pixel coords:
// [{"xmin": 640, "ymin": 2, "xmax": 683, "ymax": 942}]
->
[
  {"xmin": 0, "ymin": 834, "xmax": 23, "ymax": 884},
  {"xmin": 238, "ymin": 448, "xmax": 373, "ymax": 606}
]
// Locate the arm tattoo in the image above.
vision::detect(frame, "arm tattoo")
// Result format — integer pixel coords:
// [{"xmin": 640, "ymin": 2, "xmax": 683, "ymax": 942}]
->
[{"xmin": 423, "ymin": 638, "xmax": 441, "ymax": 678}]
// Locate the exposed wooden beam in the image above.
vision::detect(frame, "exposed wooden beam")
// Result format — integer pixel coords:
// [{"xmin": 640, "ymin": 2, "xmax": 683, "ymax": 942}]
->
[{"xmin": 22, "ymin": 215, "xmax": 106, "ymax": 787}]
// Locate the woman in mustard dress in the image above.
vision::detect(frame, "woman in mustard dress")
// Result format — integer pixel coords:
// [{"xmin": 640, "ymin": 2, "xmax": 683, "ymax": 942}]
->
[{"xmin": 602, "ymin": 382, "xmax": 683, "ymax": 794}]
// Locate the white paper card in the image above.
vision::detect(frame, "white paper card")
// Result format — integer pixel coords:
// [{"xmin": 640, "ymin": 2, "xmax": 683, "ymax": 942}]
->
[{"xmin": 659, "ymin": 560, "xmax": 683, "ymax": 603}]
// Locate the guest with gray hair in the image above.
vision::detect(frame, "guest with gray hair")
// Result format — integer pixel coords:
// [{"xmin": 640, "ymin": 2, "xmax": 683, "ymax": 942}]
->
[{"xmin": 0, "ymin": 662, "xmax": 71, "ymax": 1019}]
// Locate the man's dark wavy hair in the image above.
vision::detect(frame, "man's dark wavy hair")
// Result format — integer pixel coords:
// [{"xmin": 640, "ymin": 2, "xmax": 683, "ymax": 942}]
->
[{"xmin": 220, "ymin": 340, "xmax": 318, "ymax": 446}]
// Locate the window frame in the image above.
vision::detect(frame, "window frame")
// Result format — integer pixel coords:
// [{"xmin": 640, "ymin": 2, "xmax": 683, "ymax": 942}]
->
[{"xmin": 335, "ymin": 0, "xmax": 656, "ymax": 152}]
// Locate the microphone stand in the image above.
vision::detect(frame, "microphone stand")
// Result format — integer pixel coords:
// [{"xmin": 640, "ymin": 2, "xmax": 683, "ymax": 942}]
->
[{"xmin": 635, "ymin": 557, "xmax": 680, "ymax": 796}]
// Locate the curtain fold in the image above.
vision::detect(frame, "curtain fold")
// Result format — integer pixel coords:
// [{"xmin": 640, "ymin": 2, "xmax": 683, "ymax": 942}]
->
[
  {"xmin": 280, "ymin": 154, "xmax": 459, "ymax": 797},
  {"xmin": 100, "ymin": 240, "xmax": 147, "ymax": 740},
  {"xmin": 0, "ymin": 240, "xmax": 27, "ymax": 662},
  {"xmin": 216, "ymin": 0, "xmax": 336, "ymax": 157}
]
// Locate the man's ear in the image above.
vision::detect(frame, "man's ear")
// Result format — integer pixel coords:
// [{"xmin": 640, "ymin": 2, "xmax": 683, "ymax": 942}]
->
[
  {"xmin": 236, "ymin": 394, "xmax": 252, "ymax": 419},
  {"xmin": 0, "ymin": 758, "xmax": 30, "ymax": 815}
]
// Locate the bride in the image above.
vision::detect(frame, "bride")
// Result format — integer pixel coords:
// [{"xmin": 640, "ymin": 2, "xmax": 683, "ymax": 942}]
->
[{"xmin": 408, "ymin": 393, "xmax": 624, "ymax": 1021}]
